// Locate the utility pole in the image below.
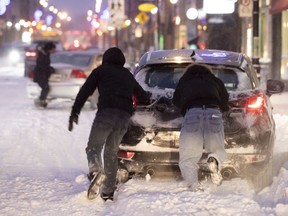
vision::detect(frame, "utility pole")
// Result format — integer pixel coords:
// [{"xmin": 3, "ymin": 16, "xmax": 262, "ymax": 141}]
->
[{"xmin": 252, "ymin": 0, "xmax": 260, "ymax": 74}]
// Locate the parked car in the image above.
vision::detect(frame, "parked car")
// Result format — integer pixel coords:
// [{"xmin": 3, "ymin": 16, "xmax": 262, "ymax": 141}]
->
[
  {"xmin": 24, "ymin": 40, "xmax": 64, "ymax": 77},
  {"xmin": 0, "ymin": 41, "xmax": 29, "ymax": 66},
  {"xmin": 26, "ymin": 50, "xmax": 104, "ymax": 108},
  {"xmin": 117, "ymin": 49, "xmax": 285, "ymax": 192}
]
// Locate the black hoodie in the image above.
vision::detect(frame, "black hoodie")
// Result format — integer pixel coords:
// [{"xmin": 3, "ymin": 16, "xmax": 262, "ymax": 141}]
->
[
  {"xmin": 72, "ymin": 47, "xmax": 150, "ymax": 115},
  {"xmin": 172, "ymin": 64, "xmax": 229, "ymax": 116}
]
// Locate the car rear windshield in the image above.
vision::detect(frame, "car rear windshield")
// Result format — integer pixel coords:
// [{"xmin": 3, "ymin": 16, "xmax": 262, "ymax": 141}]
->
[
  {"xmin": 135, "ymin": 65, "xmax": 253, "ymax": 91},
  {"xmin": 51, "ymin": 53, "xmax": 92, "ymax": 67}
]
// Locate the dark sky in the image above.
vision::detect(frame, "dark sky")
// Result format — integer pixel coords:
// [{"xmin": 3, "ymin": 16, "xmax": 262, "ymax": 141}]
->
[
  {"xmin": 49, "ymin": 0, "xmax": 94, "ymax": 16},
  {"xmin": 49, "ymin": 0, "xmax": 96, "ymax": 30}
]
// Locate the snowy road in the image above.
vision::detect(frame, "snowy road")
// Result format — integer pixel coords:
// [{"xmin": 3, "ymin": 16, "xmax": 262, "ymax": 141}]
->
[{"xmin": 1, "ymin": 65, "xmax": 288, "ymax": 216}]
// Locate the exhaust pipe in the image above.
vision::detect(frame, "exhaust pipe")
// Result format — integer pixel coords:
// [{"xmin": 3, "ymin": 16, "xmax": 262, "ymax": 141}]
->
[
  {"xmin": 146, "ymin": 166, "xmax": 156, "ymax": 177},
  {"xmin": 221, "ymin": 167, "xmax": 236, "ymax": 180}
]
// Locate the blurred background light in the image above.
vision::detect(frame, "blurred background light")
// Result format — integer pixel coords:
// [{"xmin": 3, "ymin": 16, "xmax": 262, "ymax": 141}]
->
[
  {"xmin": 203, "ymin": 0, "xmax": 236, "ymax": 14},
  {"xmin": 186, "ymin": 8, "xmax": 198, "ymax": 20}
]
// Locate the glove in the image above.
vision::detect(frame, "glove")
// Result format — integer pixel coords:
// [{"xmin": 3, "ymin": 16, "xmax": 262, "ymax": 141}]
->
[
  {"xmin": 68, "ymin": 113, "xmax": 79, "ymax": 131},
  {"xmin": 158, "ymin": 97, "xmax": 172, "ymax": 105},
  {"xmin": 145, "ymin": 91, "xmax": 152, "ymax": 104}
]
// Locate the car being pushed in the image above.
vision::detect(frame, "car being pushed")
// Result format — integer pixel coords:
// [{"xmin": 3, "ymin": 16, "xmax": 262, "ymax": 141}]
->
[
  {"xmin": 117, "ymin": 49, "xmax": 285, "ymax": 192},
  {"xmin": 27, "ymin": 50, "xmax": 104, "ymax": 108}
]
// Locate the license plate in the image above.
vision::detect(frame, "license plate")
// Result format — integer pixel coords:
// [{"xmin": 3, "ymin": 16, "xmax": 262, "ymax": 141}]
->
[
  {"xmin": 49, "ymin": 73, "xmax": 62, "ymax": 82},
  {"xmin": 153, "ymin": 131, "xmax": 180, "ymax": 148}
]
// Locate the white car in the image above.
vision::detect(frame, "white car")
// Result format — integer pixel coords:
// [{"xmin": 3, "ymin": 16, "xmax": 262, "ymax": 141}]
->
[{"xmin": 26, "ymin": 50, "xmax": 104, "ymax": 108}]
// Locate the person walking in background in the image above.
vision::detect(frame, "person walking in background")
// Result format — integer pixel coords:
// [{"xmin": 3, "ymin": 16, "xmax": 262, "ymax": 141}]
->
[
  {"xmin": 68, "ymin": 47, "xmax": 151, "ymax": 201},
  {"xmin": 172, "ymin": 63, "xmax": 229, "ymax": 191},
  {"xmin": 33, "ymin": 42, "xmax": 56, "ymax": 108}
]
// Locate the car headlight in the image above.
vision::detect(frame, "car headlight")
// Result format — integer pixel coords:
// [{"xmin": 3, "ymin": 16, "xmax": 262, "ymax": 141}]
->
[{"xmin": 9, "ymin": 50, "xmax": 20, "ymax": 62}]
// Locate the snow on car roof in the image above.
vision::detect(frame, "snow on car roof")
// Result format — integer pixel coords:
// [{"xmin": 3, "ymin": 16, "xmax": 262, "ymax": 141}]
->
[{"xmin": 139, "ymin": 49, "xmax": 246, "ymax": 69}]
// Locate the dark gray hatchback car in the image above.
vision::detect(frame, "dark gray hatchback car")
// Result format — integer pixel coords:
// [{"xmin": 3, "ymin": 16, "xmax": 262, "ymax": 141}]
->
[{"xmin": 117, "ymin": 49, "xmax": 284, "ymax": 191}]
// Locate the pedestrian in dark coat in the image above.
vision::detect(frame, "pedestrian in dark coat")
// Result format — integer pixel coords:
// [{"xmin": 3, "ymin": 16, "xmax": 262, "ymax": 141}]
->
[
  {"xmin": 68, "ymin": 47, "xmax": 151, "ymax": 201},
  {"xmin": 172, "ymin": 63, "xmax": 229, "ymax": 191},
  {"xmin": 33, "ymin": 42, "xmax": 56, "ymax": 107}
]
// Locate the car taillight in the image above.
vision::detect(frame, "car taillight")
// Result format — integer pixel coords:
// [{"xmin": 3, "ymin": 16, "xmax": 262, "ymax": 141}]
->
[
  {"xmin": 28, "ymin": 71, "xmax": 34, "ymax": 79},
  {"xmin": 117, "ymin": 150, "xmax": 135, "ymax": 160},
  {"xmin": 229, "ymin": 94, "xmax": 266, "ymax": 112},
  {"xmin": 132, "ymin": 96, "xmax": 137, "ymax": 108},
  {"xmin": 245, "ymin": 94, "xmax": 265, "ymax": 112},
  {"xmin": 25, "ymin": 51, "xmax": 37, "ymax": 57},
  {"xmin": 71, "ymin": 69, "xmax": 86, "ymax": 78}
]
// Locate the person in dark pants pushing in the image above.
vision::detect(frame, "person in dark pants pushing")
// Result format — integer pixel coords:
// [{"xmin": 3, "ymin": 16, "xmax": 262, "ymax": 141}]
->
[{"xmin": 68, "ymin": 47, "xmax": 151, "ymax": 201}]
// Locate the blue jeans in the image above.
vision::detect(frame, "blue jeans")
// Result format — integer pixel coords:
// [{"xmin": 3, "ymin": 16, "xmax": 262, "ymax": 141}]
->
[
  {"xmin": 86, "ymin": 108, "xmax": 130, "ymax": 193},
  {"xmin": 179, "ymin": 108, "xmax": 227, "ymax": 186}
]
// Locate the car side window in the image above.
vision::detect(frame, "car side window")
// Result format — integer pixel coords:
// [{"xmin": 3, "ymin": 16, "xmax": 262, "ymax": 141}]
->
[
  {"xmin": 95, "ymin": 55, "xmax": 103, "ymax": 67},
  {"xmin": 72, "ymin": 55, "xmax": 91, "ymax": 67},
  {"xmin": 216, "ymin": 69, "xmax": 239, "ymax": 90},
  {"xmin": 213, "ymin": 68, "xmax": 252, "ymax": 91}
]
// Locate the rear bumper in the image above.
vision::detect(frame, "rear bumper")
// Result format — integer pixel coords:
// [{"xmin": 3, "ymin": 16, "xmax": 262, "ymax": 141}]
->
[
  {"xmin": 26, "ymin": 80, "xmax": 83, "ymax": 100},
  {"xmin": 118, "ymin": 141, "xmax": 273, "ymax": 177}
]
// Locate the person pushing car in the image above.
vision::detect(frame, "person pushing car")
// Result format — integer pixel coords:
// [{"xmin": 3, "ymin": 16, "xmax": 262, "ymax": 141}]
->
[
  {"xmin": 68, "ymin": 47, "xmax": 151, "ymax": 201},
  {"xmin": 172, "ymin": 63, "xmax": 229, "ymax": 191}
]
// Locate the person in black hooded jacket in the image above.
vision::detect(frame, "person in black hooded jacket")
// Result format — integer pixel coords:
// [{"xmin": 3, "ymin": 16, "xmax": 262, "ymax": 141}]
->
[
  {"xmin": 33, "ymin": 42, "xmax": 56, "ymax": 108},
  {"xmin": 172, "ymin": 63, "xmax": 229, "ymax": 191},
  {"xmin": 68, "ymin": 47, "xmax": 151, "ymax": 201}
]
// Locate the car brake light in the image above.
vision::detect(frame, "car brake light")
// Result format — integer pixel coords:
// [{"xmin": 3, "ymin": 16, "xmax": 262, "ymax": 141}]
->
[
  {"xmin": 25, "ymin": 51, "xmax": 37, "ymax": 57},
  {"xmin": 71, "ymin": 69, "xmax": 86, "ymax": 78},
  {"xmin": 245, "ymin": 94, "xmax": 265, "ymax": 112},
  {"xmin": 132, "ymin": 96, "xmax": 137, "ymax": 107},
  {"xmin": 28, "ymin": 71, "xmax": 34, "ymax": 79},
  {"xmin": 117, "ymin": 150, "xmax": 135, "ymax": 160}
]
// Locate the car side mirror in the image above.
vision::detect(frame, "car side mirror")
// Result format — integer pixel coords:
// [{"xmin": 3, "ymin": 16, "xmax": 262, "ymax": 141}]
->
[{"xmin": 266, "ymin": 79, "xmax": 285, "ymax": 95}]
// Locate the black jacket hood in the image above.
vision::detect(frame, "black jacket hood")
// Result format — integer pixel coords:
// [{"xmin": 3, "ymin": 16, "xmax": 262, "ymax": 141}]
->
[{"xmin": 102, "ymin": 47, "xmax": 126, "ymax": 66}]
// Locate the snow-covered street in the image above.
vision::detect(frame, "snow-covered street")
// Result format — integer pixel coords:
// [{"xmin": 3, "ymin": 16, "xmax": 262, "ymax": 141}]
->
[{"xmin": 1, "ymin": 65, "xmax": 288, "ymax": 216}]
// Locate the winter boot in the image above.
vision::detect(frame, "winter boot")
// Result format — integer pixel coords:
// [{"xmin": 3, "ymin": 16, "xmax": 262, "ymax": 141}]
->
[
  {"xmin": 207, "ymin": 156, "xmax": 223, "ymax": 186},
  {"xmin": 188, "ymin": 182, "xmax": 204, "ymax": 192},
  {"xmin": 87, "ymin": 172, "xmax": 106, "ymax": 200},
  {"xmin": 39, "ymin": 100, "xmax": 47, "ymax": 108},
  {"xmin": 101, "ymin": 191, "xmax": 114, "ymax": 201},
  {"xmin": 34, "ymin": 99, "xmax": 47, "ymax": 108}
]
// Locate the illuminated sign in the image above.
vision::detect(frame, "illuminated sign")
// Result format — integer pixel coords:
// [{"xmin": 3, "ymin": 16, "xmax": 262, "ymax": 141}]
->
[
  {"xmin": 200, "ymin": 52, "xmax": 227, "ymax": 57},
  {"xmin": 203, "ymin": 0, "xmax": 236, "ymax": 14}
]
